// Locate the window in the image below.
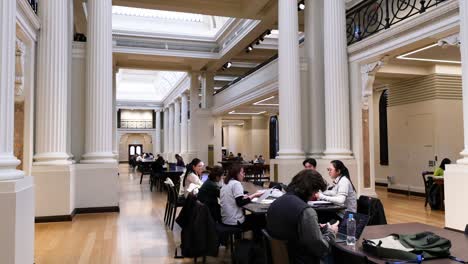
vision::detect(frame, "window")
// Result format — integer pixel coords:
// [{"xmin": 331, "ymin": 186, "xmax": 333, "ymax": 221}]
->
[{"xmin": 379, "ymin": 90, "xmax": 389, "ymax": 165}]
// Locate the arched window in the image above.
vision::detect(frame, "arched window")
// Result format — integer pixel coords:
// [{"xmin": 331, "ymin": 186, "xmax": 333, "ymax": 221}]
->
[
  {"xmin": 269, "ymin": 116, "xmax": 279, "ymax": 159},
  {"xmin": 379, "ymin": 90, "xmax": 389, "ymax": 165}
]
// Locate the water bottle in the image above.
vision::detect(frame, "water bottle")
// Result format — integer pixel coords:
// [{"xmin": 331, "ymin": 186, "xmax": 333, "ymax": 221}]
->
[{"xmin": 346, "ymin": 213, "xmax": 356, "ymax": 246}]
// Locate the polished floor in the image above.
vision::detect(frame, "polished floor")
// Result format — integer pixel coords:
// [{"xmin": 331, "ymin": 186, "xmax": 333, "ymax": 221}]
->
[{"xmin": 34, "ymin": 164, "xmax": 445, "ymax": 263}]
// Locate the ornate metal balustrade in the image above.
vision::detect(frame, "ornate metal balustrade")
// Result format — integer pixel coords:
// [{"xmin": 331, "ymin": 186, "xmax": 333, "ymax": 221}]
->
[
  {"xmin": 28, "ymin": 0, "xmax": 38, "ymax": 14},
  {"xmin": 120, "ymin": 120, "xmax": 153, "ymax": 129},
  {"xmin": 346, "ymin": 0, "xmax": 448, "ymax": 45}
]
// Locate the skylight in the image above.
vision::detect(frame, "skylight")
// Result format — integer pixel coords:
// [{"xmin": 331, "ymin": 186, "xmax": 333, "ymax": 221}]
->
[
  {"xmin": 112, "ymin": 6, "xmax": 232, "ymax": 39},
  {"xmin": 116, "ymin": 69, "xmax": 187, "ymax": 102}
]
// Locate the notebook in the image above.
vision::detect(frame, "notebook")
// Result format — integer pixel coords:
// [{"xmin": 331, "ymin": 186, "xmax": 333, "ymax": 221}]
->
[{"xmin": 334, "ymin": 212, "xmax": 369, "ymax": 243}]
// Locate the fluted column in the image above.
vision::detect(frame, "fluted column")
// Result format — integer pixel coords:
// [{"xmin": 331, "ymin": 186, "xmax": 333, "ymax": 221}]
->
[
  {"xmin": 0, "ymin": 0, "xmax": 24, "ymax": 180},
  {"xmin": 188, "ymin": 72, "xmax": 200, "ymax": 154},
  {"xmin": 305, "ymin": 0, "xmax": 325, "ymax": 158},
  {"xmin": 163, "ymin": 108, "xmax": 169, "ymax": 154},
  {"xmin": 174, "ymin": 99, "xmax": 181, "ymax": 155},
  {"xmin": 34, "ymin": 0, "xmax": 71, "ymax": 164},
  {"xmin": 155, "ymin": 110, "xmax": 161, "ymax": 154},
  {"xmin": 458, "ymin": 0, "xmax": 468, "ymax": 163},
  {"xmin": 81, "ymin": 0, "xmax": 115, "ymax": 163},
  {"xmin": 201, "ymin": 71, "xmax": 214, "ymax": 109},
  {"xmin": 323, "ymin": 0, "xmax": 353, "ymax": 159},
  {"xmin": 181, "ymin": 93, "xmax": 189, "ymax": 154},
  {"xmin": 277, "ymin": 0, "xmax": 304, "ymax": 159},
  {"xmin": 168, "ymin": 103, "xmax": 175, "ymax": 157},
  {"xmin": 112, "ymin": 68, "xmax": 118, "ymax": 157}
]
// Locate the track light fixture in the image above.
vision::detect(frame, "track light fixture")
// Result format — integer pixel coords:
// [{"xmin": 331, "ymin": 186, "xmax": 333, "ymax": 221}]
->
[
  {"xmin": 245, "ymin": 29, "xmax": 273, "ymax": 53},
  {"xmin": 246, "ymin": 45, "xmax": 253, "ymax": 52},
  {"xmin": 298, "ymin": 1, "xmax": 305, "ymax": 11},
  {"xmin": 222, "ymin": 61, "xmax": 232, "ymax": 70}
]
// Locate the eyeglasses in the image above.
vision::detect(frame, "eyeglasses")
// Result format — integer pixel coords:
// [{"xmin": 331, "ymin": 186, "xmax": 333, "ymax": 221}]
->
[{"xmin": 327, "ymin": 168, "xmax": 334, "ymax": 171}]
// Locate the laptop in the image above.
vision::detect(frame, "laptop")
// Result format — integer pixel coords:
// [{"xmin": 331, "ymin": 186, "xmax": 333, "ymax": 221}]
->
[
  {"xmin": 201, "ymin": 173, "xmax": 209, "ymax": 183},
  {"xmin": 334, "ymin": 212, "xmax": 369, "ymax": 243}
]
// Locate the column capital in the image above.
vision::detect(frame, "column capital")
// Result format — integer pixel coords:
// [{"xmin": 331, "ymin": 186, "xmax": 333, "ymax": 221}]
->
[
  {"xmin": 437, "ymin": 34, "xmax": 460, "ymax": 47},
  {"xmin": 361, "ymin": 55, "xmax": 388, "ymax": 110}
]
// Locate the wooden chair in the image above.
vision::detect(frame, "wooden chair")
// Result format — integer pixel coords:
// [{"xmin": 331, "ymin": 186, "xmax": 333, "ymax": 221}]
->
[
  {"xmin": 262, "ymin": 229, "xmax": 289, "ymax": 264},
  {"xmin": 332, "ymin": 243, "xmax": 369, "ymax": 264},
  {"xmin": 422, "ymin": 171, "xmax": 434, "ymax": 207}
]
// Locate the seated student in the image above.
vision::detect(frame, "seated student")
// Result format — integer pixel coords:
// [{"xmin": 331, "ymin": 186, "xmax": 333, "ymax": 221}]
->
[
  {"xmin": 198, "ymin": 165, "xmax": 224, "ymax": 222},
  {"xmin": 303, "ymin": 158, "xmax": 317, "ymax": 170},
  {"xmin": 253, "ymin": 155, "xmax": 259, "ymax": 164},
  {"xmin": 181, "ymin": 158, "xmax": 204, "ymax": 198},
  {"xmin": 317, "ymin": 160, "xmax": 357, "ymax": 219},
  {"xmin": 257, "ymin": 155, "xmax": 265, "ymax": 164},
  {"xmin": 175, "ymin": 154, "xmax": 185, "ymax": 167},
  {"xmin": 434, "ymin": 158, "xmax": 451, "ymax": 176},
  {"xmin": 236, "ymin": 153, "xmax": 244, "ymax": 162},
  {"xmin": 267, "ymin": 169, "xmax": 338, "ymax": 264},
  {"xmin": 220, "ymin": 165, "xmax": 263, "ymax": 231}
]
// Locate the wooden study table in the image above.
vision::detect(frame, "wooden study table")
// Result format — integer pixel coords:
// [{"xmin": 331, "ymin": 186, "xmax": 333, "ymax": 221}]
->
[{"xmin": 334, "ymin": 222, "xmax": 468, "ymax": 263}]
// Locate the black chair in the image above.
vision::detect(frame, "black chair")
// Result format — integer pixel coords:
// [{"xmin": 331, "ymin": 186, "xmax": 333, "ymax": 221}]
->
[
  {"xmin": 332, "ymin": 243, "xmax": 369, "ymax": 264},
  {"xmin": 216, "ymin": 223, "xmax": 243, "ymax": 263},
  {"xmin": 262, "ymin": 229, "xmax": 289, "ymax": 264},
  {"xmin": 421, "ymin": 171, "xmax": 434, "ymax": 207},
  {"xmin": 357, "ymin": 195, "xmax": 387, "ymax": 226},
  {"xmin": 139, "ymin": 162, "xmax": 152, "ymax": 184},
  {"xmin": 465, "ymin": 224, "xmax": 468, "ymax": 235},
  {"xmin": 165, "ymin": 183, "xmax": 185, "ymax": 230}
]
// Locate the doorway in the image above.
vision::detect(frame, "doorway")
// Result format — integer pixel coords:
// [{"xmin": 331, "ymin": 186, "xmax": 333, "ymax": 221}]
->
[{"xmin": 129, "ymin": 144, "xmax": 143, "ymax": 157}]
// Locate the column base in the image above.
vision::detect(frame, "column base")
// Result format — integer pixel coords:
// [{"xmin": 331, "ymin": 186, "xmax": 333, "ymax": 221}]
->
[
  {"xmin": 444, "ymin": 164, "xmax": 468, "ymax": 231},
  {"xmin": 32, "ymin": 164, "xmax": 76, "ymax": 217},
  {"xmin": 33, "ymin": 152, "xmax": 73, "ymax": 165},
  {"xmin": 0, "ymin": 177, "xmax": 34, "ymax": 264},
  {"xmin": 276, "ymin": 150, "xmax": 305, "ymax": 160},
  {"xmin": 75, "ymin": 163, "xmax": 119, "ymax": 209},
  {"xmin": 322, "ymin": 148, "xmax": 354, "ymax": 160},
  {"xmin": 0, "ymin": 155, "xmax": 25, "ymax": 180},
  {"xmin": 457, "ymin": 149, "xmax": 468, "ymax": 164},
  {"xmin": 81, "ymin": 152, "xmax": 117, "ymax": 164}
]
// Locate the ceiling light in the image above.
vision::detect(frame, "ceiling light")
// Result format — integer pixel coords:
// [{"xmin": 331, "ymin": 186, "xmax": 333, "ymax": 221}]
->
[
  {"xmin": 228, "ymin": 110, "xmax": 267, "ymax": 115},
  {"xmin": 298, "ymin": 1, "xmax": 305, "ymax": 10},
  {"xmin": 246, "ymin": 45, "xmax": 253, "ymax": 52},
  {"xmin": 255, "ymin": 40, "xmax": 261, "ymax": 45},
  {"xmin": 226, "ymin": 61, "xmax": 232, "ymax": 68},
  {"xmin": 265, "ymin": 29, "xmax": 271, "ymax": 35},
  {"xmin": 397, "ymin": 43, "xmax": 461, "ymax": 64},
  {"xmin": 253, "ymin": 96, "xmax": 278, "ymax": 106}
]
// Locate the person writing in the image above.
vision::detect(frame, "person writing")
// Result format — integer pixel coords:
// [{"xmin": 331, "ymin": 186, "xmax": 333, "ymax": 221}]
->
[
  {"xmin": 267, "ymin": 169, "xmax": 338, "ymax": 264},
  {"xmin": 434, "ymin": 158, "xmax": 451, "ymax": 176},
  {"xmin": 317, "ymin": 160, "xmax": 357, "ymax": 220}
]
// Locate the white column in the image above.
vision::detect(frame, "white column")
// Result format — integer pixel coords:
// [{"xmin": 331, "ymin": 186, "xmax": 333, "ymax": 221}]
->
[
  {"xmin": 0, "ymin": 0, "xmax": 24, "ymax": 180},
  {"xmin": 323, "ymin": 0, "xmax": 353, "ymax": 159},
  {"xmin": 188, "ymin": 72, "xmax": 200, "ymax": 155},
  {"xmin": 201, "ymin": 71, "xmax": 214, "ymax": 109},
  {"xmin": 458, "ymin": 0, "xmax": 468, "ymax": 163},
  {"xmin": 155, "ymin": 110, "xmax": 161, "ymax": 154},
  {"xmin": 181, "ymin": 93, "xmax": 189, "ymax": 154},
  {"xmin": 163, "ymin": 108, "xmax": 169, "ymax": 154},
  {"xmin": 81, "ymin": 0, "xmax": 115, "ymax": 163},
  {"xmin": 305, "ymin": 0, "xmax": 325, "ymax": 158},
  {"xmin": 168, "ymin": 103, "xmax": 175, "ymax": 157},
  {"xmin": 34, "ymin": 0, "xmax": 71, "ymax": 164},
  {"xmin": 276, "ymin": 0, "xmax": 304, "ymax": 159},
  {"xmin": 174, "ymin": 99, "xmax": 181, "ymax": 155},
  {"xmin": 112, "ymin": 68, "xmax": 118, "ymax": 157}
]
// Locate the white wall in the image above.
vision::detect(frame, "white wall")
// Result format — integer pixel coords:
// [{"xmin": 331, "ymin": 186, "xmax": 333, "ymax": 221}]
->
[
  {"xmin": 120, "ymin": 109, "xmax": 153, "ymax": 121},
  {"xmin": 119, "ymin": 133, "xmax": 153, "ymax": 162},
  {"xmin": 373, "ymin": 98, "xmax": 463, "ymax": 192}
]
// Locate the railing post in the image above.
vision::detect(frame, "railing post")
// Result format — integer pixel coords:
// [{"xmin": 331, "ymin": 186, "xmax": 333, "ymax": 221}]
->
[
  {"xmin": 420, "ymin": 0, "xmax": 426, "ymax": 13},
  {"xmin": 385, "ymin": 0, "xmax": 390, "ymax": 29}
]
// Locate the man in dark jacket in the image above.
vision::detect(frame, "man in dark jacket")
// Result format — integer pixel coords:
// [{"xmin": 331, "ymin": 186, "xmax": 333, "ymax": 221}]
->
[{"xmin": 267, "ymin": 170, "xmax": 339, "ymax": 264}]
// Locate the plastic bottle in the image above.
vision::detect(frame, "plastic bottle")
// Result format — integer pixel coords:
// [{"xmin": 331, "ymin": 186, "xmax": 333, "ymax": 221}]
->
[{"xmin": 346, "ymin": 213, "xmax": 356, "ymax": 246}]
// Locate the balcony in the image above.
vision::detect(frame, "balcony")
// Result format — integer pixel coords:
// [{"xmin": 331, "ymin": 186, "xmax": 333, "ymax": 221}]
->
[
  {"xmin": 120, "ymin": 120, "xmax": 154, "ymax": 129},
  {"xmin": 27, "ymin": 0, "xmax": 38, "ymax": 14}
]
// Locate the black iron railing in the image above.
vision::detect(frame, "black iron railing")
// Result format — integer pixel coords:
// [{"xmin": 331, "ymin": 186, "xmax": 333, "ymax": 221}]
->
[
  {"xmin": 120, "ymin": 120, "xmax": 153, "ymax": 129},
  {"xmin": 28, "ymin": 0, "xmax": 38, "ymax": 14},
  {"xmin": 346, "ymin": 0, "xmax": 448, "ymax": 45}
]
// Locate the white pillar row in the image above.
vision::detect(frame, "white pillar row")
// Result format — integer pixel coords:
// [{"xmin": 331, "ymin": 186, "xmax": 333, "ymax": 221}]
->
[
  {"xmin": 155, "ymin": 110, "xmax": 161, "ymax": 154},
  {"xmin": 81, "ymin": 0, "xmax": 115, "ymax": 163},
  {"xmin": 0, "ymin": 0, "xmax": 24, "ymax": 180},
  {"xmin": 168, "ymin": 103, "xmax": 175, "ymax": 158},
  {"xmin": 34, "ymin": 0, "xmax": 71, "ymax": 165},
  {"xmin": 276, "ymin": 0, "xmax": 304, "ymax": 159},
  {"xmin": 201, "ymin": 71, "xmax": 214, "ymax": 109},
  {"xmin": 305, "ymin": 0, "xmax": 325, "ymax": 158},
  {"xmin": 188, "ymin": 72, "xmax": 201, "ymax": 156},
  {"xmin": 163, "ymin": 108, "xmax": 169, "ymax": 154},
  {"xmin": 458, "ymin": 0, "xmax": 468, "ymax": 164},
  {"xmin": 323, "ymin": 0, "xmax": 353, "ymax": 159},
  {"xmin": 180, "ymin": 92, "xmax": 189, "ymax": 154},
  {"xmin": 174, "ymin": 98, "xmax": 181, "ymax": 155}
]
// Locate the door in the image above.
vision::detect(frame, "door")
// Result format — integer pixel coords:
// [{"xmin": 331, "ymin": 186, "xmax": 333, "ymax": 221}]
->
[{"xmin": 129, "ymin": 144, "xmax": 143, "ymax": 157}]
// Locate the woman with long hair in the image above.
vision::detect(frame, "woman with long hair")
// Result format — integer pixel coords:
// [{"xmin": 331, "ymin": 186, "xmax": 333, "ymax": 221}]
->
[
  {"xmin": 220, "ymin": 165, "xmax": 263, "ymax": 231},
  {"xmin": 434, "ymin": 158, "xmax": 451, "ymax": 176},
  {"xmin": 181, "ymin": 158, "xmax": 204, "ymax": 197},
  {"xmin": 317, "ymin": 160, "xmax": 357, "ymax": 219},
  {"xmin": 198, "ymin": 165, "xmax": 224, "ymax": 222}
]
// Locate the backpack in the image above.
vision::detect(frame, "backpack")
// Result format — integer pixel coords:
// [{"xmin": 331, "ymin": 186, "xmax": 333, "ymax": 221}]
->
[
  {"xmin": 362, "ymin": 232, "xmax": 452, "ymax": 262},
  {"xmin": 428, "ymin": 184, "xmax": 442, "ymax": 210},
  {"xmin": 234, "ymin": 239, "xmax": 266, "ymax": 264}
]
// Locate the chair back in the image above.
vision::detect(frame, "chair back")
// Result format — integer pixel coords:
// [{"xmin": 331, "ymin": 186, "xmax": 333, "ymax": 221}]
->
[
  {"xmin": 465, "ymin": 224, "xmax": 468, "ymax": 235},
  {"xmin": 262, "ymin": 229, "xmax": 289, "ymax": 264},
  {"xmin": 422, "ymin": 171, "xmax": 434, "ymax": 190},
  {"xmin": 357, "ymin": 195, "xmax": 387, "ymax": 225},
  {"xmin": 332, "ymin": 243, "xmax": 369, "ymax": 264}
]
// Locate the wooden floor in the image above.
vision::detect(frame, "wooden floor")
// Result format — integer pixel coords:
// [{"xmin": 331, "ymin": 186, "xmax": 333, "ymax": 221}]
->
[{"xmin": 34, "ymin": 164, "xmax": 445, "ymax": 263}]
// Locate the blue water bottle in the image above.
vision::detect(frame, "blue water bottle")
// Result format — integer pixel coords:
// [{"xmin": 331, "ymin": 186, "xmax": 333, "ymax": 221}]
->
[{"xmin": 346, "ymin": 213, "xmax": 356, "ymax": 246}]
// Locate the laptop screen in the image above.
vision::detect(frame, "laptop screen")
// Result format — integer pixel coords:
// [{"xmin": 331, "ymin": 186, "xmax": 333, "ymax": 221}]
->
[
  {"xmin": 337, "ymin": 212, "xmax": 369, "ymax": 240},
  {"xmin": 201, "ymin": 173, "xmax": 209, "ymax": 183}
]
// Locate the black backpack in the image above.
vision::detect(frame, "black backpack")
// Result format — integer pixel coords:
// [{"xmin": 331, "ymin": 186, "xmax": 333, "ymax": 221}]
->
[
  {"xmin": 428, "ymin": 184, "xmax": 442, "ymax": 210},
  {"xmin": 234, "ymin": 239, "xmax": 266, "ymax": 264}
]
